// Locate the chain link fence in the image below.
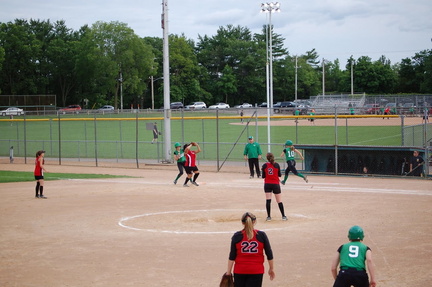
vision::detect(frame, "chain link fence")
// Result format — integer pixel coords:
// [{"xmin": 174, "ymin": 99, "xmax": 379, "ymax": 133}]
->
[{"xmin": 1, "ymin": 107, "xmax": 430, "ymax": 177}]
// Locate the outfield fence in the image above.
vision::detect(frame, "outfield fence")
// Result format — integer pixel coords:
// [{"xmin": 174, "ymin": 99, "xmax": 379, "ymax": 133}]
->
[{"xmin": 1, "ymin": 107, "xmax": 430, "ymax": 177}]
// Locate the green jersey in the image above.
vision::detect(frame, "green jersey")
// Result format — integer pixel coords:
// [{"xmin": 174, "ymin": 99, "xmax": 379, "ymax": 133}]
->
[
  {"xmin": 338, "ymin": 241, "xmax": 370, "ymax": 271},
  {"xmin": 174, "ymin": 149, "xmax": 186, "ymax": 163},
  {"xmin": 244, "ymin": 142, "xmax": 262, "ymax": 159},
  {"xmin": 283, "ymin": 148, "xmax": 296, "ymax": 161}
]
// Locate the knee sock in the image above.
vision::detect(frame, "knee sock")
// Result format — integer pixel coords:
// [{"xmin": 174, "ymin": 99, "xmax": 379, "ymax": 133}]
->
[
  {"xmin": 278, "ymin": 202, "xmax": 285, "ymax": 217},
  {"xmin": 40, "ymin": 186, "xmax": 44, "ymax": 196},
  {"xmin": 193, "ymin": 173, "xmax": 199, "ymax": 182},
  {"xmin": 298, "ymin": 173, "xmax": 305, "ymax": 179},
  {"xmin": 184, "ymin": 177, "xmax": 190, "ymax": 184},
  {"xmin": 283, "ymin": 174, "xmax": 288, "ymax": 182},
  {"xmin": 35, "ymin": 182, "xmax": 40, "ymax": 196},
  {"xmin": 266, "ymin": 199, "xmax": 271, "ymax": 217}
]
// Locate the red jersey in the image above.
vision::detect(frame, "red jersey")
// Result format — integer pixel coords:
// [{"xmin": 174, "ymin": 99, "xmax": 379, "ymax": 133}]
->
[
  {"xmin": 262, "ymin": 162, "xmax": 281, "ymax": 184},
  {"xmin": 233, "ymin": 230, "xmax": 265, "ymax": 274},
  {"xmin": 185, "ymin": 151, "xmax": 197, "ymax": 167},
  {"xmin": 34, "ymin": 156, "xmax": 44, "ymax": 176}
]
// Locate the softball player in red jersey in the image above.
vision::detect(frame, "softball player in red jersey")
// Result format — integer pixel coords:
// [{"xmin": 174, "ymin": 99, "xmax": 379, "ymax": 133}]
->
[
  {"xmin": 182, "ymin": 142, "xmax": 201, "ymax": 187},
  {"xmin": 262, "ymin": 152, "xmax": 287, "ymax": 221},
  {"xmin": 34, "ymin": 150, "xmax": 47, "ymax": 198},
  {"xmin": 225, "ymin": 212, "xmax": 275, "ymax": 287}
]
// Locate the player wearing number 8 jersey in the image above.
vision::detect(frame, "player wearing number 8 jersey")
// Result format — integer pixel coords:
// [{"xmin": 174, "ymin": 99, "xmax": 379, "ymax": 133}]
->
[
  {"xmin": 331, "ymin": 226, "xmax": 377, "ymax": 287},
  {"xmin": 225, "ymin": 212, "xmax": 275, "ymax": 287},
  {"xmin": 261, "ymin": 152, "xmax": 287, "ymax": 221},
  {"xmin": 280, "ymin": 140, "xmax": 308, "ymax": 185}
]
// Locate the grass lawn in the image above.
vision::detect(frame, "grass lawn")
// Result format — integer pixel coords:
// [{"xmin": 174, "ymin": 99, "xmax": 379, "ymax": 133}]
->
[{"xmin": 0, "ymin": 170, "xmax": 133, "ymax": 183}]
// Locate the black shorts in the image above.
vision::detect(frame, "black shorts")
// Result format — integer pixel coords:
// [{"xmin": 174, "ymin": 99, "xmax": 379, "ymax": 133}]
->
[
  {"xmin": 264, "ymin": 183, "xmax": 281, "ymax": 194},
  {"xmin": 184, "ymin": 166, "xmax": 198, "ymax": 174},
  {"xmin": 35, "ymin": 175, "xmax": 44, "ymax": 180}
]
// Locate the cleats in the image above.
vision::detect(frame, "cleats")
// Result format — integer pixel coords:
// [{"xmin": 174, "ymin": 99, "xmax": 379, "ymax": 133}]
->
[
  {"xmin": 266, "ymin": 217, "xmax": 272, "ymax": 222},
  {"xmin": 282, "ymin": 216, "xmax": 287, "ymax": 221},
  {"xmin": 191, "ymin": 181, "xmax": 199, "ymax": 186},
  {"xmin": 304, "ymin": 176, "xmax": 308, "ymax": 183},
  {"xmin": 280, "ymin": 180, "xmax": 286, "ymax": 185},
  {"xmin": 183, "ymin": 184, "xmax": 189, "ymax": 187},
  {"xmin": 173, "ymin": 179, "xmax": 177, "ymax": 185},
  {"xmin": 40, "ymin": 195, "xmax": 47, "ymax": 199}
]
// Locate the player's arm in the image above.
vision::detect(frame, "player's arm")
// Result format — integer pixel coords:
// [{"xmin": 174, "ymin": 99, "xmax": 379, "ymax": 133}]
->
[
  {"xmin": 39, "ymin": 157, "xmax": 47, "ymax": 172},
  {"xmin": 257, "ymin": 144, "xmax": 262, "ymax": 160},
  {"xmin": 294, "ymin": 148, "xmax": 304, "ymax": 160},
  {"xmin": 243, "ymin": 145, "xmax": 248, "ymax": 160},
  {"xmin": 192, "ymin": 142, "xmax": 201, "ymax": 154},
  {"xmin": 226, "ymin": 260, "xmax": 234, "ymax": 275},
  {"xmin": 267, "ymin": 259, "xmax": 275, "ymax": 280},
  {"xmin": 366, "ymin": 249, "xmax": 377, "ymax": 287},
  {"xmin": 330, "ymin": 252, "xmax": 340, "ymax": 280},
  {"xmin": 280, "ymin": 149, "xmax": 285, "ymax": 158}
]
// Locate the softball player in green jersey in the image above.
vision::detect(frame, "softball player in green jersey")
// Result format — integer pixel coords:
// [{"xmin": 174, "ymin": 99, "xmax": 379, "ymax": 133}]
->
[
  {"xmin": 173, "ymin": 142, "xmax": 186, "ymax": 184},
  {"xmin": 331, "ymin": 226, "xmax": 377, "ymax": 287},
  {"xmin": 280, "ymin": 140, "xmax": 308, "ymax": 185}
]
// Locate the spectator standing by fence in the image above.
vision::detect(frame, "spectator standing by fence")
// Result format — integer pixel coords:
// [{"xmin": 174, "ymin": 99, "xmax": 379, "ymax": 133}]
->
[{"xmin": 244, "ymin": 136, "xmax": 262, "ymax": 179}]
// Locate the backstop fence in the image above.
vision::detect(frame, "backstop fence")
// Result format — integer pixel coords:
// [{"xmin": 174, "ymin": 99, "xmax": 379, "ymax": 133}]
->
[{"xmin": 0, "ymin": 107, "xmax": 430, "ymax": 177}]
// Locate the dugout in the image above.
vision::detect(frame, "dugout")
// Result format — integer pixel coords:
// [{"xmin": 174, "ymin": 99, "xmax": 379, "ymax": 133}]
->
[{"xmin": 296, "ymin": 144, "xmax": 428, "ymax": 176}]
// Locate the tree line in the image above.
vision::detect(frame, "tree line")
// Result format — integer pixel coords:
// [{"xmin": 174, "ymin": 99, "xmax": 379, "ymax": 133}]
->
[{"xmin": 0, "ymin": 19, "xmax": 431, "ymax": 109}]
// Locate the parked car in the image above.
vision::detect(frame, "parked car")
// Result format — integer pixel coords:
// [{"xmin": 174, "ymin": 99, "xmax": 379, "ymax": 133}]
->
[
  {"xmin": 170, "ymin": 102, "xmax": 184, "ymax": 109},
  {"xmin": 273, "ymin": 101, "xmax": 298, "ymax": 114},
  {"xmin": 209, "ymin": 102, "xmax": 230, "ymax": 109},
  {"xmin": 185, "ymin": 101, "xmax": 206, "ymax": 109},
  {"xmin": 258, "ymin": 102, "xmax": 267, "ymax": 107},
  {"xmin": 0, "ymin": 107, "xmax": 25, "ymax": 116},
  {"xmin": 59, "ymin": 105, "xmax": 81, "ymax": 114},
  {"xmin": 234, "ymin": 103, "xmax": 253, "ymax": 109},
  {"xmin": 98, "ymin": 105, "xmax": 115, "ymax": 111},
  {"xmin": 362, "ymin": 104, "xmax": 380, "ymax": 114}
]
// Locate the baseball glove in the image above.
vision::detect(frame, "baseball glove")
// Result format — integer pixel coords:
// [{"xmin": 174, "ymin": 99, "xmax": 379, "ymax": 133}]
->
[{"xmin": 219, "ymin": 273, "xmax": 234, "ymax": 287}]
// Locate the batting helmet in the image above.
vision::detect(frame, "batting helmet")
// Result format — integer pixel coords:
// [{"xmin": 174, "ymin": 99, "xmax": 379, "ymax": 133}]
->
[
  {"xmin": 174, "ymin": 142, "xmax": 181, "ymax": 148},
  {"xmin": 348, "ymin": 225, "xmax": 364, "ymax": 240},
  {"xmin": 285, "ymin": 140, "xmax": 293, "ymax": 146}
]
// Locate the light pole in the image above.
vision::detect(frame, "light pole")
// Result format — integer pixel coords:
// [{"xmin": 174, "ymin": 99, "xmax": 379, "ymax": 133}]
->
[
  {"xmin": 162, "ymin": 0, "xmax": 172, "ymax": 163},
  {"xmin": 261, "ymin": 2, "xmax": 280, "ymax": 152}
]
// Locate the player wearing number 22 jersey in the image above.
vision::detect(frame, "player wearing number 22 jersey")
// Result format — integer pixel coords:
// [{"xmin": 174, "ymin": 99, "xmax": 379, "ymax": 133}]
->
[{"xmin": 227, "ymin": 212, "xmax": 274, "ymax": 287}]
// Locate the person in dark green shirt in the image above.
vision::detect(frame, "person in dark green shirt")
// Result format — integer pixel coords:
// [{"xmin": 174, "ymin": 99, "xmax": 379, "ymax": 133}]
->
[
  {"xmin": 173, "ymin": 142, "xmax": 186, "ymax": 184},
  {"xmin": 331, "ymin": 225, "xmax": 377, "ymax": 287},
  {"xmin": 243, "ymin": 136, "xmax": 262, "ymax": 178}
]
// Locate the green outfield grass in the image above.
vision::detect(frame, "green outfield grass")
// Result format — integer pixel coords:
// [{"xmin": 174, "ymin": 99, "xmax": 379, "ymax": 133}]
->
[
  {"xmin": 0, "ymin": 170, "xmax": 133, "ymax": 183},
  {"xmin": 0, "ymin": 112, "xmax": 402, "ymax": 161}
]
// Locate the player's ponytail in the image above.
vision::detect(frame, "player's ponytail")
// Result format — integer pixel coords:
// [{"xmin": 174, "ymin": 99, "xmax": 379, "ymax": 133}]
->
[
  {"xmin": 266, "ymin": 152, "xmax": 275, "ymax": 164},
  {"xmin": 241, "ymin": 212, "xmax": 256, "ymax": 240}
]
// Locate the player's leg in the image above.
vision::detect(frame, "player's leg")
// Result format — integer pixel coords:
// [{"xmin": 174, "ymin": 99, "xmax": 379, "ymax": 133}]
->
[
  {"xmin": 248, "ymin": 159, "xmax": 254, "ymax": 178},
  {"xmin": 274, "ymin": 188, "xmax": 286, "ymax": 220},
  {"xmin": 35, "ymin": 179, "xmax": 40, "ymax": 198},
  {"xmin": 191, "ymin": 168, "xmax": 200, "ymax": 186},
  {"xmin": 183, "ymin": 167, "xmax": 192, "ymax": 187},
  {"xmin": 174, "ymin": 162, "xmax": 184, "ymax": 184},
  {"xmin": 291, "ymin": 161, "xmax": 308, "ymax": 183},
  {"xmin": 254, "ymin": 158, "xmax": 261, "ymax": 177},
  {"xmin": 281, "ymin": 161, "xmax": 290, "ymax": 184},
  {"xmin": 264, "ymin": 185, "xmax": 272, "ymax": 221},
  {"xmin": 39, "ymin": 179, "xmax": 47, "ymax": 198}
]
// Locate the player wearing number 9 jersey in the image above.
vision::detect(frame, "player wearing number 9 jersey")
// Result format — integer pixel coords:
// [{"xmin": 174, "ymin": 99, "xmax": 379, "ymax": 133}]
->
[
  {"xmin": 225, "ymin": 212, "xmax": 275, "ymax": 287},
  {"xmin": 331, "ymin": 226, "xmax": 377, "ymax": 287}
]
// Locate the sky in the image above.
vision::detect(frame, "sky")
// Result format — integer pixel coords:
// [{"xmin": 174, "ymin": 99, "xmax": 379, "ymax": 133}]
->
[{"xmin": 1, "ymin": 0, "xmax": 431, "ymax": 66}]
